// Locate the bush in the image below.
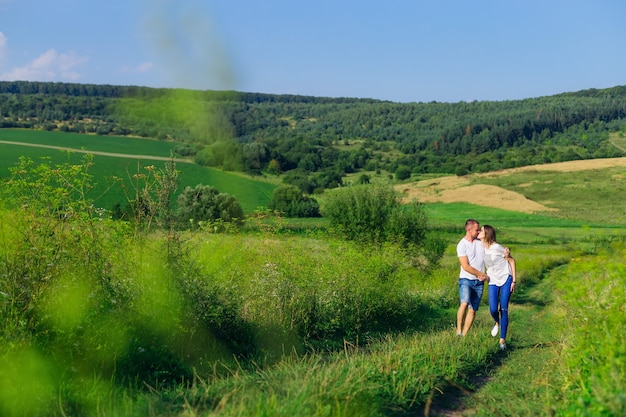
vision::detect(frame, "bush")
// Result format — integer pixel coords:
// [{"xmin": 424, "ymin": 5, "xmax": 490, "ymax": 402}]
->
[
  {"xmin": 193, "ymin": 141, "xmax": 244, "ymax": 171},
  {"xmin": 174, "ymin": 143, "xmax": 203, "ymax": 157},
  {"xmin": 387, "ymin": 201, "xmax": 428, "ymax": 246},
  {"xmin": 314, "ymin": 169, "xmax": 343, "ymax": 189},
  {"xmin": 282, "ymin": 171, "xmax": 317, "ymax": 194},
  {"xmin": 395, "ymin": 165, "xmax": 411, "ymax": 180},
  {"xmin": 322, "ymin": 184, "xmax": 428, "ymax": 247},
  {"xmin": 176, "ymin": 184, "xmax": 244, "ymax": 229},
  {"xmin": 268, "ymin": 185, "xmax": 320, "ymax": 218}
]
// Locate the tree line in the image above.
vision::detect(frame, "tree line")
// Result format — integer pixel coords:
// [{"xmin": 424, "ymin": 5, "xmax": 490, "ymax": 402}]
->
[{"xmin": 1, "ymin": 81, "xmax": 625, "ymax": 189}]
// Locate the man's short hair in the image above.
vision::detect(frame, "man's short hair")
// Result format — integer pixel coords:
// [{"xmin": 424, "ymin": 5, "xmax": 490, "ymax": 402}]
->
[{"xmin": 465, "ymin": 219, "xmax": 479, "ymax": 231}]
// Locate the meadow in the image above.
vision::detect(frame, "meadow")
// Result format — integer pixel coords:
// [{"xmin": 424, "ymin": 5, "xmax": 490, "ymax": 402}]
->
[
  {"xmin": 0, "ymin": 129, "xmax": 276, "ymax": 213},
  {"xmin": 0, "ymin": 129, "xmax": 625, "ymax": 416}
]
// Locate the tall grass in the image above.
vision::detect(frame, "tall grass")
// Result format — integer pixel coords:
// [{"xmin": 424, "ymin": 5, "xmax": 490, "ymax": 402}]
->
[
  {"xmin": 145, "ymin": 331, "xmax": 496, "ymax": 417},
  {"xmin": 7, "ymin": 196, "xmax": 607, "ymax": 416},
  {"xmin": 0, "ymin": 198, "xmax": 454, "ymax": 416},
  {"xmin": 554, "ymin": 245, "xmax": 626, "ymax": 416}
]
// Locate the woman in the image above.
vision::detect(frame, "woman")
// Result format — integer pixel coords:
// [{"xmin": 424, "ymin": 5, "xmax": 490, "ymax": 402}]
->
[{"xmin": 478, "ymin": 225, "xmax": 516, "ymax": 350}]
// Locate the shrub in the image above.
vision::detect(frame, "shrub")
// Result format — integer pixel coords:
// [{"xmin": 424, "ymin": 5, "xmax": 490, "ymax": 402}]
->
[
  {"xmin": 193, "ymin": 141, "xmax": 244, "ymax": 171},
  {"xmin": 268, "ymin": 185, "xmax": 320, "ymax": 218},
  {"xmin": 121, "ymin": 160, "xmax": 180, "ymax": 232},
  {"xmin": 176, "ymin": 184, "xmax": 244, "ymax": 229},
  {"xmin": 395, "ymin": 165, "xmax": 411, "ymax": 180},
  {"xmin": 282, "ymin": 171, "xmax": 317, "ymax": 194},
  {"xmin": 322, "ymin": 184, "xmax": 429, "ymax": 248},
  {"xmin": 314, "ymin": 169, "xmax": 343, "ymax": 189},
  {"xmin": 387, "ymin": 201, "xmax": 428, "ymax": 246}
]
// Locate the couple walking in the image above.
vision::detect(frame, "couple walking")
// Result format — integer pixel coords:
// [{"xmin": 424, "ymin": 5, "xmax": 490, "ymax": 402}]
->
[{"xmin": 456, "ymin": 219, "xmax": 517, "ymax": 350}]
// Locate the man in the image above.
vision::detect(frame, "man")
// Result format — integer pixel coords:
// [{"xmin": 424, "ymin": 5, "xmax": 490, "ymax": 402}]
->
[{"xmin": 456, "ymin": 219, "xmax": 489, "ymax": 336}]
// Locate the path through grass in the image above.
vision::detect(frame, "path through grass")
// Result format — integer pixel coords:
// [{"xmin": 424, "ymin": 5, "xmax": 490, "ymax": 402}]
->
[
  {"xmin": 416, "ymin": 271, "xmax": 565, "ymax": 417},
  {"xmin": 436, "ymin": 276, "xmax": 567, "ymax": 416},
  {"xmin": 428, "ymin": 241, "xmax": 626, "ymax": 416}
]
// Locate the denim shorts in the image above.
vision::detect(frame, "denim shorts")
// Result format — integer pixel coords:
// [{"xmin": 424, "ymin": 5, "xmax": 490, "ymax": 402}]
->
[{"xmin": 459, "ymin": 278, "xmax": 484, "ymax": 311}]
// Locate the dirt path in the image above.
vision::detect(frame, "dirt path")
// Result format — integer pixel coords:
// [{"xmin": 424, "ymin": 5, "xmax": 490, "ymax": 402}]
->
[
  {"xmin": 0, "ymin": 140, "xmax": 194, "ymax": 164},
  {"xmin": 423, "ymin": 265, "xmax": 565, "ymax": 416}
]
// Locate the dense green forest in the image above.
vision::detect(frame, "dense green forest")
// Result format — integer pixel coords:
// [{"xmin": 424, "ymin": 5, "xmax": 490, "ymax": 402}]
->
[{"xmin": 1, "ymin": 81, "xmax": 626, "ymax": 191}]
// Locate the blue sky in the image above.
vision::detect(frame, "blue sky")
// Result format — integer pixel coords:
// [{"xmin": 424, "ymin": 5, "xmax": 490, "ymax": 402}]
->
[{"xmin": 1, "ymin": 0, "xmax": 625, "ymax": 103}]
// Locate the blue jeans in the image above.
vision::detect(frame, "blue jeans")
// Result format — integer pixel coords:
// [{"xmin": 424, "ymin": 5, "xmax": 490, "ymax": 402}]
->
[
  {"xmin": 489, "ymin": 275, "xmax": 513, "ymax": 339},
  {"xmin": 459, "ymin": 278, "xmax": 484, "ymax": 311}
]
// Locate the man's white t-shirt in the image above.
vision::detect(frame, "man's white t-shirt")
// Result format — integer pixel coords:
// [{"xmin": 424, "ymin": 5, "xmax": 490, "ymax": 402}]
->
[{"xmin": 456, "ymin": 238, "xmax": 484, "ymax": 280}]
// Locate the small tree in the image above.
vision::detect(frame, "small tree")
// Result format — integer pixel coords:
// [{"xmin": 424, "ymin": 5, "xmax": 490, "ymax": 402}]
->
[
  {"xmin": 268, "ymin": 185, "xmax": 320, "ymax": 218},
  {"xmin": 395, "ymin": 165, "xmax": 411, "ymax": 181},
  {"xmin": 267, "ymin": 159, "xmax": 281, "ymax": 175},
  {"xmin": 357, "ymin": 174, "xmax": 370, "ymax": 184},
  {"xmin": 322, "ymin": 184, "xmax": 429, "ymax": 248},
  {"xmin": 176, "ymin": 184, "xmax": 244, "ymax": 229}
]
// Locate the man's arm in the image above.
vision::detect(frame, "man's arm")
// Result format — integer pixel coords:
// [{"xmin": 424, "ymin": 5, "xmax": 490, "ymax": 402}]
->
[{"xmin": 459, "ymin": 256, "xmax": 488, "ymax": 281}]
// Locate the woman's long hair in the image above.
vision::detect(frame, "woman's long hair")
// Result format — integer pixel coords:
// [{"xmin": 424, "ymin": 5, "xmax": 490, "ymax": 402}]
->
[{"xmin": 482, "ymin": 224, "xmax": 497, "ymax": 246}]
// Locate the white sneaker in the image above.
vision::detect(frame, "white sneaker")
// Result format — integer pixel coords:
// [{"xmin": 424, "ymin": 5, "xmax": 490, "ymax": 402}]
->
[
  {"xmin": 491, "ymin": 323, "xmax": 499, "ymax": 337},
  {"xmin": 499, "ymin": 342, "xmax": 506, "ymax": 351}
]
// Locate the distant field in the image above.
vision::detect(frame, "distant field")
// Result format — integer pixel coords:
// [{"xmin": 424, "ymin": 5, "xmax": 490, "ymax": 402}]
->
[
  {"xmin": 399, "ymin": 157, "xmax": 626, "ymax": 226},
  {"xmin": 4, "ymin": 128, "xmax": 626, "ymax": 227},
  {"xmin": 0, "ymin": 129, "xmax": 275, "ymax": 213},
  {"xmin": 0, "ymin": 129, "xmax": 181, "ymax": 157}
]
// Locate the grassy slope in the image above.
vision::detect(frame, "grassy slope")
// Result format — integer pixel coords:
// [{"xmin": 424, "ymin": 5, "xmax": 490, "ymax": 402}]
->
[
  {"xmin": 0, "ymin": 129, "xmax": 180, "ymax": 156},
  {"xmin": 0, "ymin": 129, "xmax": 275, "ymax": 213},
  {"xmin": 474, "ymin": 168, "xmax": 626, "ymax": 226}
]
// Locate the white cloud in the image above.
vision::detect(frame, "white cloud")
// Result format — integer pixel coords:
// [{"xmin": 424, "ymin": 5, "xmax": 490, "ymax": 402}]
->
[{"xmin": 0, "ymin": 48, "xmax": 88, "ymax": 82}]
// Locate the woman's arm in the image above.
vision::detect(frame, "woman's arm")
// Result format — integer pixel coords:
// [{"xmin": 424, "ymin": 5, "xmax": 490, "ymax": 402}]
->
[{"xmin": 507, "ymin": 256, "xmax": 517, "ymax": 291}]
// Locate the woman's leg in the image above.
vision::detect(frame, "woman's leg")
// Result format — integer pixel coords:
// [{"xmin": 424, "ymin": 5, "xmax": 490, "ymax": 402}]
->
[
  {"xmin": 488, "ymin": 284, "xmax": 500, "ymax": 324},
  {"xmin": 499, "ymin": 276, "xmax": 513, "ymax": 339}
]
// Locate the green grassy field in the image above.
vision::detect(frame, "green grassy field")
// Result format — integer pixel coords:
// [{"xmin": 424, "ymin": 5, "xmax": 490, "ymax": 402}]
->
[
  {"xmin": 0, "ymin": 129, "xmax": 180, "ymax": 157},
  {"xmin": 0, "ymin": 128, "xmax": 624, "ymax": 416},
  {"xmin": 0, "ymin": 129, "xmax": 275, "ymax": 213}
]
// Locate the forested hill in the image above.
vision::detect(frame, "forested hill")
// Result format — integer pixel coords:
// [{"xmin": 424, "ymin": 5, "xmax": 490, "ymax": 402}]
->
[{"xmin": 1, "ymin": 81, "xmax": 626, "ymax": 190}]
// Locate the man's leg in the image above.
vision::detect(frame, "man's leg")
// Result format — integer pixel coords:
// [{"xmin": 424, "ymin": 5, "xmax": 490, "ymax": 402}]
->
[
  {"xmin": 457, "ymin": 279, "xmax": 471, "ymax": 335},
  {"xmin": 457, "ymin": 302, "xmax": 469, "ymax": 334},
  {"xmin": 463, "ymin": 280, "xmax": 483, "ymax": 335},
  {"xmin": 462, "ymin": 308, "xmax": 476, "ymax": 336}
]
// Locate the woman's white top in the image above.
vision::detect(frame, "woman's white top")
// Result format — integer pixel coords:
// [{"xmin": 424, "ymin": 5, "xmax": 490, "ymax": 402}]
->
[{"xmin": 484, "ymin": 243, "xmax": 511, "ymax": 287}]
